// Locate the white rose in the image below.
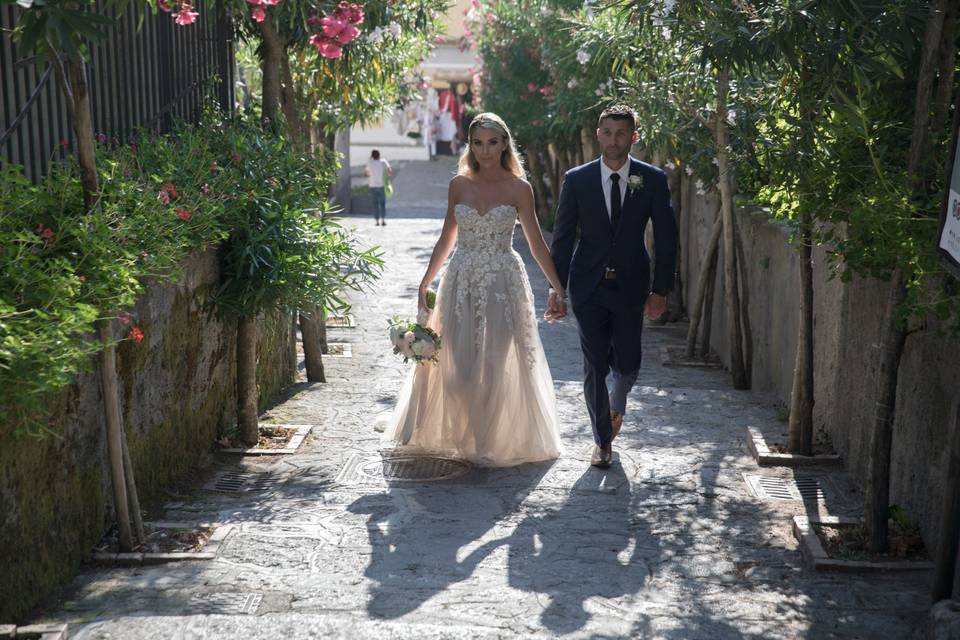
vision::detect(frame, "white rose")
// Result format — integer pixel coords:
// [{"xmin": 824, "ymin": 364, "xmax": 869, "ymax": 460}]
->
[
  {"xmin": 411, "ymin": 341, "xmax": 426, "ymax": 357},
  {"xmin": 389, "ymin": 324, "xmax": 404, "ymax": 346},
  {"xmin": 576, "ymin": 49, "xmax": 590, "ymax": 65},
  {"xmin": 403, "ymin": 331, "xmax": 415, "ymax": 344}
]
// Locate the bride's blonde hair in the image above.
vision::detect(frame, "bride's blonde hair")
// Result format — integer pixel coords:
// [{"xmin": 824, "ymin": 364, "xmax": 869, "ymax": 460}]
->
[{"xmin": 457, "ymin": 112, "xmax": 525, "ymax": 178}]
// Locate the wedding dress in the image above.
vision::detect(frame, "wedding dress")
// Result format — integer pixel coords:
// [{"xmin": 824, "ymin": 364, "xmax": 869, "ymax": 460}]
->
[{"xmin": 386, "ymin": 204, "xmax": 562, "ymax": 466}]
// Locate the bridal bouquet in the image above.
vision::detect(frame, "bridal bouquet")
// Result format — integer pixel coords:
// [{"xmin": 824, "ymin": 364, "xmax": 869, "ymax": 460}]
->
[{"xmin": 388, "ymin": 289, "xmax": 441, "ymax": 365}]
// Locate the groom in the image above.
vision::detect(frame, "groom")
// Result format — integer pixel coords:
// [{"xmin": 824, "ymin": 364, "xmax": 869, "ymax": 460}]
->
[{"xmin": 547, "ymin": 104, "xmax": 677, "ymax": 468}]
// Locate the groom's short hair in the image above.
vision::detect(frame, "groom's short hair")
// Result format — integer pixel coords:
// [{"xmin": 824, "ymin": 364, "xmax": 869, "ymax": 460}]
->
[{"xmin": 598, "ymin": 105, "xmax": 638, "ymax": 130}]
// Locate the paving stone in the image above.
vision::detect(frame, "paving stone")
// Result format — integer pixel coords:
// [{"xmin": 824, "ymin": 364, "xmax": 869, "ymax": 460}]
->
[{"xmin": 28, "ymin": 159, "xmax": 930, "ymax": 639}]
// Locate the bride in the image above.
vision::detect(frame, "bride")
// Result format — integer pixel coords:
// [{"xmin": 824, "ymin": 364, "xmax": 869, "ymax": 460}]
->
[{"xmin": 385, "ymin": 112, "xmax": 565, "ymax": 466}]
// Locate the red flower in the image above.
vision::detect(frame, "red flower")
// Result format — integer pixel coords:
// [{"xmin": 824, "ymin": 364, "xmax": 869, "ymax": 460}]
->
[
  {"xmin": 176, "ymin": 208, "xmax": 191, "ymax": 221},
  {"xmin": 129, "ymin": 326, "xmax": 144, "ymax": 343},
  {"xmin": 336, "ymin": 23, "xmax": 359, "ymax": 45},
  {"xmin": 251, "ymin": 5, "xmax": 266, "ymax": 21},
  {"xmin": 160, "ymin": 182, "xmax": 178, "ymax": 199},
  {"xmin": 174, "ymin": 4, "xmax": 199, "ymax": 25},
  {"xmin": 36, "ymin": 224, "xmax": 54, "ymax": 240},
  {"xmin": 317, "ymin": 41, "xmax": 343, "ymax": 58},
  {"xmin": 158, "ymin": 190, "xmax": 171, "ymax": 205}
]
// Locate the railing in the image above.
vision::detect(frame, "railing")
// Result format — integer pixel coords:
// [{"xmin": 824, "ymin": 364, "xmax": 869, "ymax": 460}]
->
[{"xmin": 0, "ymin": 0, "xmax": 234, "ymax": 182}]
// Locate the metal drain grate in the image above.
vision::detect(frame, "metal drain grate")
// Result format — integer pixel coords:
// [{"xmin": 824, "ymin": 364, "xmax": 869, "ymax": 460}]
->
[
  {"xmin": 185, "ymin": 592, "xmax": 262, "ymax": 615},
  {"xmin": 373, "ymin": 456, "xmax": 470, "ymax": 481},
  {"xmin": 744, "ymin": 474, "xmax": 828, "ymax": 501},
  {"xmin": 336, "ymin": 454, "xmax": 471, "ymax": 484},
  {"xmin": 204, "ymin": 471, "xmax": 277, "ymax": 493}
]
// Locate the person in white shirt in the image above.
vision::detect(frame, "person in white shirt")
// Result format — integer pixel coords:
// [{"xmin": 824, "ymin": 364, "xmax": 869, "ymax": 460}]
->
[{"xmin": 364, "ymin": 149, "xmax": 393, "ymax": 226}]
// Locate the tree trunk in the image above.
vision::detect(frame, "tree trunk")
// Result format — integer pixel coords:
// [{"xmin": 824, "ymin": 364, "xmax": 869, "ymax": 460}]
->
[
  {"xmin": 299, "ymin": 309, "xmax": 326, "ymax": 382},
  {"xmin": 259, "ymin": 20, "xmax": 285, "ymax": 129},
  {"xmin": 714, "ymin": 66, "xmax": 749, "ymax": 390},
  {"xmin": 318, "ymin": 312, "xmax": 329, "ymax": 354},
  {"xmin": 932, "ymin": 401, "xmax": 960, "ymax": 602},
  {"xmin": 789, "ymin": 214, "xmax": 815, "ymax": 455},
  {"xmin": 700, "ymin": 249, "xmax": 717, "ymax": 359},
  {"xmin": 931, "ymin": 1, "xmax": 957, "ymax": 138},
  {"xmin": 733, "ymin": 220, "xmax": 753, "ymax": 388},
  {"xmin": 280, "ymin": 52, "xmax": 304, "ymax": 145},
  {"xmin": 526, "ymin": 145, "xmax": 551, "ymax": 223},
  {"xmin": 97, "ymin": 321, "xmax": 133, "ymax": 552},
  {"xmin": 665, "ymin": 163, "xmax": 684, "ymax": 322},
  {"xmin": 686, "ymin": 212, "xmax": 722, "ymax": 358},
  {"xmin": 867, "ymin": 0, "xmax": 946, "ymax": 554},
  {"xmin": 237, "ymin": 316, "xmax": 259, "ymax": 446},
  {"xmin": 547, "ymin": 143, "xmax": 561, "ymax": 203},
  {"xmin": 121, "ymin": 429, "xmax": 145, "ymax": 544}
]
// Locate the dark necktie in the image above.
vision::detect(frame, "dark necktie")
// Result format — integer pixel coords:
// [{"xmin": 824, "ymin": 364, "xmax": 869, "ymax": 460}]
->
[{"xmin": 610, "ymin": 173, "xmax": 622, "ymax": 233}]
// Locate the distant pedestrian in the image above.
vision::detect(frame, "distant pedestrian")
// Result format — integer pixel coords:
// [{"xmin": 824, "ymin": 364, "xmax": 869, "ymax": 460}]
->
[{"xmin": 365, "ymin": 149, "xmax": 393, "ymax": 226}]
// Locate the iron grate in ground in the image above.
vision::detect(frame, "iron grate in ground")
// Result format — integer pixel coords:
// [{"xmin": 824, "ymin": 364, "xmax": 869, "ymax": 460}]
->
[
  {"xmin": 336, "ymin": 453, "xmax": 471, "ymax": 485},
  {"xmin": 203, "ymin": 471, "xmax": 279, "ymax": 493},
  {"xmin": 743, "ymin": 473, "xmax": 830, "ymax": 502},
  {"xmin": 184, "ymin": 592, "xmax": 262, "ymax": 615}
]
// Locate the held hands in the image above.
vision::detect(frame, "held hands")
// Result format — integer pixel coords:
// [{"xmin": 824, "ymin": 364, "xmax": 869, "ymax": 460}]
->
[
  {"xmin": 644, "ymin": 292, "xmax": 667, "ymax": 321},
  {"xmin": 545, "ymin": 288, "xmax": 567, "ymax": 322}
]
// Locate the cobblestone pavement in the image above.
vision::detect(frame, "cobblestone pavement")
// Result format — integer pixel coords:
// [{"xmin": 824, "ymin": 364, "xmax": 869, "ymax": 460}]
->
[{"xmin": 35, "ymin": 158, "xmax": 930, "ymax": 639}]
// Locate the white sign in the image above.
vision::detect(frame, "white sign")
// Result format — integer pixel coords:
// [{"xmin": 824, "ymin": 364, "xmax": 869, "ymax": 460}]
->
[{"xmin": 940, "ymin": 133, "xmax": 960, "ymax": 268}]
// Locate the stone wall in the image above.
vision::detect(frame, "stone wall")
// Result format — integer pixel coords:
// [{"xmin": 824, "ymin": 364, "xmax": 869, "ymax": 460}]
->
[
  {"xmin": 677, "ymin": 174, "xmax": 960, "ymax": 559},
  {"xmin": 0, "ymin": 249, "xmax": 297, "ymax": 622}
]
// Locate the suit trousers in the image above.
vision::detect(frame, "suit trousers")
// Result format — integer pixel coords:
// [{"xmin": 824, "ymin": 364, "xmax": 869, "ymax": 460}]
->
[{"xmin": 573, "ymin": 280, "xmax": 645, "ymax": 445}]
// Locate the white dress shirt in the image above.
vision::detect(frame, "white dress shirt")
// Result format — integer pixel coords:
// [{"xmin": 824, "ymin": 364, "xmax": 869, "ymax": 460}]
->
[{"xmin": 599, "ymin": 156, "xmax": 632, "ymax": 220}]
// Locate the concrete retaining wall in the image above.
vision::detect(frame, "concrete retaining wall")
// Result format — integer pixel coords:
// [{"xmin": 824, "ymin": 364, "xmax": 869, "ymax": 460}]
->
[
  {"xmin": 677, "ymin": 173, "xmax": 960, "ymax": 558},
  {"xmin": 0, "ymin": 248, "xmax": 297, "ymax": 622}
]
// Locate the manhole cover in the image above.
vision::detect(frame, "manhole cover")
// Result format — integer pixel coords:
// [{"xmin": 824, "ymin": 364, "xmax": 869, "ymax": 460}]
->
[
  {"xmin": 204, "ymin": 471, "xmax": 277, "ymax": 493},
  {"xmin": 363, "ymin": 456, "xmax": 470, "ymax": 482},
  {"xmin": 744, "ymin": 474, "xmax": 828, "ymax": 501}
]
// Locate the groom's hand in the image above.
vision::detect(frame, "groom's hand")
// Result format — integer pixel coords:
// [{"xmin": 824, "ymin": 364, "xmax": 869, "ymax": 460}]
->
[
  {"xmin": 644, "ymin": 292, "xmax": 667, "ymax": 320},
  {"xmin": 545, "ymin": 290, "xmax": 567, "ymax": 322}
]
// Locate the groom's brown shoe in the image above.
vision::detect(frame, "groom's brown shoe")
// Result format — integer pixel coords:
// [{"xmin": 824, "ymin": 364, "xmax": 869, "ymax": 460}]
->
[
  {"xmin": 591, "ymin": 443, "xmax": 613, "ymax": 469},
  {"xmin": 611, "ymin": 410, "xmax": 623, "ymax": 440}
]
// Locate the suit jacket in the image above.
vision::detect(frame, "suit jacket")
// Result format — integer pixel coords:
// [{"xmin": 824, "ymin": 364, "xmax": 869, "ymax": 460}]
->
[{"xmin": 550, "ymin": 157, "xmax": 677, "ymax": 308}]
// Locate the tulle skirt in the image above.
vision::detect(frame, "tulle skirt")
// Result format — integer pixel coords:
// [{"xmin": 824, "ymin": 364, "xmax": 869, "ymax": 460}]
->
[{"xmin": 386, "ymin": 250, "xmax": 562, "ymax": 467}]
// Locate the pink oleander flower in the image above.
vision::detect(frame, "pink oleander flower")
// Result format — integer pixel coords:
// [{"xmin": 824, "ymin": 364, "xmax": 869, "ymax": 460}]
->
[
  {"xmin": 321, "ymin": 15, "xmax": 347, "ymax": 37},
  {"xmin": 539, "ymin": 85, "xmax": 554, "ymax": 97},
  {"xmin": 160, "ymin": 182, "xmax": 178, "ymax": 199},
  {"xmin": 130, "ymin": 142, "xmax": 138, "ymax": 154},
  {"xmin": 527, "ymin": 82, "xmax": 538, "ymax": 93},
  {"xmin": 317, "ymin": 41, "xmax": 343, "ymax": 58},
  {"xmin": 175, "ymin": 4, "xmax": 198, "ymax": 25},
  {"xmin": 36, "ymin": 224, "xmax": 54, "ymax": 240},
  {"xmin": 232, "ymin": 153, "xmax": 241, "ymax": 163},
  {"xmin": 129, "ymin": 326, "xmax": 144, "ymax": 343},
  {"xmin": 336, "ymin": 23, "xmax": 359, "ymax": 45},
  {"xmin": 158, "ymin": 0, "xmax": 173, "ymax": 12},
  {"xmin": 158, "ymin": 190, "xmax": 171, "ymax": 205},
  {"xmin": 201, "ymin": 183, "xmax": 210, "ymax": 195},
  {"xmin": 261, "ymin": 0, "xmax": 280, "ymax": 6},
  {"xmin": 176, "ymin": 208, "xmax": 191, "ymax": 221},
  {"xmin": 118, "ymin": 312, "xmax": 133, "ymax": 325},
  {"xmin": 96, "ymin": 133, "xmax": 108, "ymax": 143},
  {"xmin": 251, "ymin": 5, "xmax": 266, "ymax": 21},
  {"xmin": 307, "ymin": 14, "xmax": 320, "ymax": 25}
]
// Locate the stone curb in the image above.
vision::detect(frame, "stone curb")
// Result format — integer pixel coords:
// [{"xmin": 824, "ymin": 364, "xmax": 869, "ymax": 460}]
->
[
  {"xmin": 0, "ymin": 623, "xmax": 69, "ymax": 639},
  {"xmin": 747, "ymin": 427, "xmax": 843, "ymax": 468},
  {"xmin": 219, "ymin": 424, "xmax": 312, "ymax": 456},
  {"xmin": 89, "ymin": 523, "xmax": 234, "ymax": 567},
  {"xmin": 792, "ymin": 515, "xmax": 935, "ymax": 573}
]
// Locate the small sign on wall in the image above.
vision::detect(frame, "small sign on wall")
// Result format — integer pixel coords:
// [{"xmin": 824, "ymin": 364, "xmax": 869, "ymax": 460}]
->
[{"xmin": 939, "ymin": 115, "xmax": 960, "ymax": 278}]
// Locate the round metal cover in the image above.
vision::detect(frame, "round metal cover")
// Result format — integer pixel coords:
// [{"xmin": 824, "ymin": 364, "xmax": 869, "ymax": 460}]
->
[{"xmin": 360, "ymin": 456, "xmax": 470, "ymax": 482}]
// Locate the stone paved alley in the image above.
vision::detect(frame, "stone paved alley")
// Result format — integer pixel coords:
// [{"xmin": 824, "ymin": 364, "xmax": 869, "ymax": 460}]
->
[{"xmin": 33, "ymin": 158, "xmax": 930, "ymax": 639}]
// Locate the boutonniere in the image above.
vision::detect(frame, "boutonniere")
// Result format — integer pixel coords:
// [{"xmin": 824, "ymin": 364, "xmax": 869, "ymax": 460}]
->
[{"xmin": 626, "ymin": 174, "xmax": 644, "ymax": 195}]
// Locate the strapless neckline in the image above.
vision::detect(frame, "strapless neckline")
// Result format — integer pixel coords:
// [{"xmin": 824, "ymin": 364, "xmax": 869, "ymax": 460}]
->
[{"xmin": 454, "ymin": 203, "xmax": 517, "ymax": 218}]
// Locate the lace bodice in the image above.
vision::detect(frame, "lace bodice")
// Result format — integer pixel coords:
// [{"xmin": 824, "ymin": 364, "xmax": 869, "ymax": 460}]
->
[
  {"xmin": 452, "ymin": 203, "xmax": 518, "ymax": 253},
  {"xmin": 439, "ymin": 204, "xmax": 539, "ymax": 367}
]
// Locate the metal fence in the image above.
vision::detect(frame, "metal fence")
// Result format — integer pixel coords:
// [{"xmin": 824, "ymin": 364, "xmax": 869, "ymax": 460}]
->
[{"xmin": 0, "ymin": 0, "xmax": 234, "ymax": 182}]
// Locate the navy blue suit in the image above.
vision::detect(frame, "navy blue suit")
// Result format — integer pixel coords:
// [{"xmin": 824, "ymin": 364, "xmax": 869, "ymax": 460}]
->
[{"xmin": 550, "ymin": 157, "xmax": 677, "ymax": 445}]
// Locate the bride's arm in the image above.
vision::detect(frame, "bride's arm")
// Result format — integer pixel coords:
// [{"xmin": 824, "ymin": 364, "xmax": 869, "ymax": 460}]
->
[
  {"xmin": 516, "ymin": 182, "xmax": 565, "ymax": 297},
  {"xmin": 418, "ymin": 179, "xmax": 460, "ymax": 310}
]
